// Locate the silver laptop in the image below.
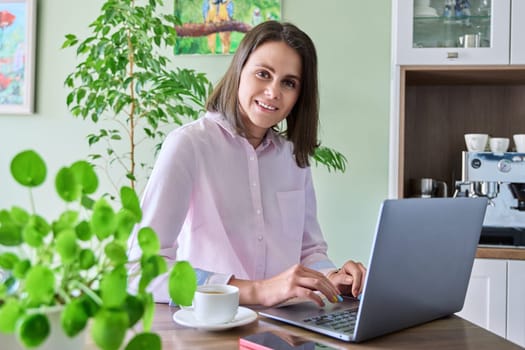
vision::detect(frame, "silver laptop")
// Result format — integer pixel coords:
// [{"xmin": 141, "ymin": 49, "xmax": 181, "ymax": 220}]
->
[{"xmin": 259, "ymin": 197, "xmax": 488, "ymax": 342}]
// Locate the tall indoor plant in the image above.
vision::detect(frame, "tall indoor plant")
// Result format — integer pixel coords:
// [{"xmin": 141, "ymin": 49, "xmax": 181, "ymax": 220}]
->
[
  {"xmin": 63, "ymin": 0, "xmax": 347, "ymax": 198},
  {"xmin": 62, "ymin": 0, "xmax": 213, "ymax": 195},
  {"xmin": 0, "ymin": 150, "xmax": 196, "ymax": 350}
]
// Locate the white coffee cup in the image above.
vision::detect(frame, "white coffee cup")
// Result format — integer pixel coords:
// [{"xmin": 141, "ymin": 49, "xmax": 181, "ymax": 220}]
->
[
  {"xmin": 513, "ymin": 134, "xmax": 525, "ymax": 153},
  {"xmin": 489, "ymin": 137, "xmax": 510, "ymax": 153},
  {"xmin": 192, "ymin": 284, "xmax": 239, "ymax": 324},
  {"xmin": 464, "ymin": 133, "xmax": 488, "ymax": 152}
]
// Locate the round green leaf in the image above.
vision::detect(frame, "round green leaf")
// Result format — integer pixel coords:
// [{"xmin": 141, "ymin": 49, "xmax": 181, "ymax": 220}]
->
[
  {"xmin": 79, "ymin": 249, "xmax": 96, "ymax": 270},
  {"xmin": 100, "ymin": 265, "xmax": 127, "ymax": 308},
  {"xmin": 0, "ymin": 299, "xmax": 22, "ymax": 333},
  {"xmin": 79, "ymin": 294, "xmax": 100, "ymax": 318},
  {"xmin": 61, "ymin": 299, "xmax": 88, "ymax": 337},
  {"xmin": 139, "ymin": 255, "xmax": 167, "ymax": 293},
  {"xmin": 75, "ymin": 220, "xmax": 92, "ymax": 241},
  {"xmin": 120, "ymin": 186, "xmax": 142, "ymax": 221},
  {"xmin": 22, "ymin": 225, "xmax": 44, "ymax": 247},
  {"xmin": 0, "ymin": 252, "xmax": 19, "ymax": 269},
  {"xmin": 91, "ymin": 309, "xmax": 128, "ymax": 350},
  {"xmin": 115, "ymin": 209, "xmax": 137, "ymax": 242},
  {"xmin": 13, "ymin": 259, "xmax": 31, "ymax": 279},
  {"xmin": 168, "ymin": 261, "xmax": 197, "ymax": 307},
  {"xmin": 0, "ymin": 222, "xmax": 22, "ymax": 246},
  {"xmin": 137, "ymin": 227, "xmax": 160, "ymax": 255},
  {"xmin": 123, "ymin": 294, "xmax": 145, "ymax": 328},
  {"xmin": 29, "ymin": 214, "xmax": 51, "ymax": 237},
  {"xmin": 71, "ymin": 160, "xmax": 99, "ymax": 194},
  {"xmin": 104, "ymin": 241, "xmax": 128, "ymax": 264},
  {"xmin": 25, "ymin": 266, "xmax": 55, "ymax": 306},
  {"xmin": 53, "ymin": 210, "xmax": 79, "ymax": 233},
  {"xmin": 91, "ymin": 199, "xmax": 116, "ymax": 240},
  {"xmin": 10, "ymin": 150, "xmax": 47, "ymax": 188},
  {"xmin": 56, "ymin": 230, "xmax": 80, "ymax": 264},
  {"xmin": 125, "ymin": 332, "xmax": 161, "ymax": 350},
  {"xmin": 17, "ymin": 313, "xmax": 50, "ymax": 348},
  {"xmin": 55, "ymin": 167, "xmax": 82, "ymax": 202},
  {"xmin": 9, "ymin": 207, "xmax": 30, "ymax": 226}
]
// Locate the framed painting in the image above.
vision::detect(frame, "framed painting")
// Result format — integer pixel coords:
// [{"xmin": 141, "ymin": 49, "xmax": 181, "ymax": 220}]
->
[
  {"xmin": 0, "ymin": 0, "xmax": 36, "ymax": 114},
  {"xmin": 174, "ymin": 0, "xmax": 281, "ymax": 55}
]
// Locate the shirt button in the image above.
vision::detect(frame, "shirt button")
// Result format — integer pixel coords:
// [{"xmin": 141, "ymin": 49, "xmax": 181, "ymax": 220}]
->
[
  {"xmin": 249, "ymin": 156, "xmax": 255, "ymax": 161},
  {"xmin": 256, "ymin": 209, "xmax": 261, "ymax": 215},
  {"xmin": 252, "ymin": 182, "xmax": 257, "ymax": 187},
  {"xmin": 257, "ymin": 235, "xmax": 263, "ymax": 241}
]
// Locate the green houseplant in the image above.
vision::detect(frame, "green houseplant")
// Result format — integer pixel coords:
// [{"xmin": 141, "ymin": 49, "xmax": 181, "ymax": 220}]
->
[
  {"xmin": 62, "ymin": 0, "xmax": 213, "ymax": 195},
  {"xmin": 62, "ymin": 0, "xmax": 347, "ymax": 198},
  {"xmin": 0, "ymin": 150, "xmax": 197, "ymax": 350}
]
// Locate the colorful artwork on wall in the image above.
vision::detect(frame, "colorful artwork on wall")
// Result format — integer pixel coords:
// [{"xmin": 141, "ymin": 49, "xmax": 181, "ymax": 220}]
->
[
  {"xmin": 174, "ymin": 0, "xmax": 281, "ymax": 55},
  {"xmin": 0, "ymin": 0, "xmax": 36, "ymax": 114}
]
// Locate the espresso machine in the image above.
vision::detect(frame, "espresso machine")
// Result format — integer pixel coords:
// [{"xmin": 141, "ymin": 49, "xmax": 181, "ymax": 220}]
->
[{"xmin": 454, "ymin": 151, "xmax": 525, "ymax": 247}]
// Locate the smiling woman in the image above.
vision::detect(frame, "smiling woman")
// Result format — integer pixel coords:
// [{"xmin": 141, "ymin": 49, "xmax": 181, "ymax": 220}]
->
[{"xmin": 127, "ymin": 20, "xmax": 366, "ymax": 311}]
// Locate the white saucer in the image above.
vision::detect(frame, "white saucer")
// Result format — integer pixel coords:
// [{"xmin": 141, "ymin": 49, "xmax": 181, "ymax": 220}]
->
[{"xmin": 173, "ymin": 306, "xmax": 257, "ymax": 331}]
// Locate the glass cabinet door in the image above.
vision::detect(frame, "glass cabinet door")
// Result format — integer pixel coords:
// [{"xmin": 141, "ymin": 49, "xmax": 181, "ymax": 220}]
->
[{"xmin": 395, "ymin": 0, "xmax": 511, "ymax": 64}]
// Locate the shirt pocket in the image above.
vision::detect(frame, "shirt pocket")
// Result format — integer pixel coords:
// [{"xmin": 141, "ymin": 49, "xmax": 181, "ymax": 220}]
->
[{"xmin": 276, "ymin": 190, "xmax": 305, "ymax": 241}]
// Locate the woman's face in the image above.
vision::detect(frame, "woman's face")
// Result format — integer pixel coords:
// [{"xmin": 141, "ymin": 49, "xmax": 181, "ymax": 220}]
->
[{"xmin": 238, "ymin": 40, "xmax": 302, "ymax": 141}]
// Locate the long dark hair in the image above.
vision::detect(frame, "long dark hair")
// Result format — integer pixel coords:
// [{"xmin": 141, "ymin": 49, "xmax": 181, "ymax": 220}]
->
[{"xmin": 206, "ymin": 21, "xmax": 319, "ymax": 168}]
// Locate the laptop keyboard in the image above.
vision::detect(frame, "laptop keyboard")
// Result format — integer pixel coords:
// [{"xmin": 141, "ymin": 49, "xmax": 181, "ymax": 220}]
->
[{"xmin": 302, "ymin": 309, "xmax": 357, "ymax": 334}]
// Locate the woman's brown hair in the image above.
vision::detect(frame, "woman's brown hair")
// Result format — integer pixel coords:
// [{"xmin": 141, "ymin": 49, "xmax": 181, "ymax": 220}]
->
[{"xmin": 205, "ymin": 20, "xmax": 319, "ymax": 168}]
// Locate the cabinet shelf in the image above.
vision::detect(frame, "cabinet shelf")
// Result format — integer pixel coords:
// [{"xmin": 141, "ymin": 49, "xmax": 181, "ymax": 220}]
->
[
  {"xmin": 398, "ymin": 66, "xmax": 525, "ymax": 199},
  {"xmin": 414, "ymin": 15, "xmax": 490, "ymax": 22}
]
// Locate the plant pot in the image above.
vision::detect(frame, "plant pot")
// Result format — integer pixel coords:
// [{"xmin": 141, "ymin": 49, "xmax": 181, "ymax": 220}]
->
[{"xmin": 0, "ymin": 307, "xmax": 87, "ymax": 350}]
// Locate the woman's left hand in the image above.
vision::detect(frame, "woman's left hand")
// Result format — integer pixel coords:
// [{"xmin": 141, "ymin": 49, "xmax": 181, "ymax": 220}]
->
[{"xmin": 327, "ymin": 260, "xmax": 367, "ymax": 298}]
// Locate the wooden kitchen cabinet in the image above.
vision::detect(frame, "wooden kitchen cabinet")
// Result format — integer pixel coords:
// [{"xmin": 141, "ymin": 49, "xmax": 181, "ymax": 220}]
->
[
  {"xmin": 389, "ymin": 65, "xmax": 525, "ymax": 199},
  {"xmin": 458, "ymin": 258, "xmax": 525, "ymax": 348}
]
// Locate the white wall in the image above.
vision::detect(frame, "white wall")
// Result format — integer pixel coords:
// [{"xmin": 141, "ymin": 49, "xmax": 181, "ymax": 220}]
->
[{"xmin": 0, "ymin": 0, "xmax": 391, "ymax": 266}]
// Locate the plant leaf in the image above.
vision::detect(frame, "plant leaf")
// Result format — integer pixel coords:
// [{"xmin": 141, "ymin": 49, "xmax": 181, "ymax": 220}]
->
[
  {"xmin": 137, "ymin": 227, "xmax": 160, "ymax": 255},
  {"xmin": 71, "ymin": 160, "xmax": 99, "ymax": 194},
  {"xmin": 55, "ymin": 167, "xmax": 82, "ymax": 202},
  {"xmin": 17, "ymin": 313, "xmax": 50, "ymax": 348},
  {"xmin": 61, "ymin": 298, "xmax": 89, "ymax": 337},
  {"xmin": 104, "ymin": 241, "xmax": 128, "ymax": 265},
  {"xmin": 114, "ymin": 209, "xmax": 137, "ymax": 242},
  {"xmin": 0, "ymin": 252, "xmax": 19, "ymax": 269},
  {"xmin": 123, "ymin": 294, "xmax": 145, "ymax": 328},
  {"xmin": 75, "ymin": 220, "xmax": 93, "ymax": 241},
  {"xmin": 25, "ymin": 266, "xmax": 55, "ymax": 307},
  {"xmin": 78, "ymin": 248, "xmax": 96, "ymax": 270},
  {"xmin": 0, "ymin": 299, "xmax": 22, "ymax": 333},
  {"xmin": 56, "ymin": 230, "xmax": 80, "ymax": 264},
  {"xmin": 120, "ymin": 186, "xmax": 142, "ymax": 222},
  {"xmin": 0, "ymin": 211, "xmax": 22, "ymax": 246},
  {"xmin": 100, "ymin": 265, "xmax": 128, "ymax": 308},
  {"xmin": 125, "ymin": 332, "xmax": 161, "ymax": 350},
  {"xmin": 10, "ymin": 150, "xmax": 47, "ymax": 187},
  {"xmin": 91, "ymin": 309, "xmax": 128, "ymax": 350},
  {"xmin": 168, "ymin": 261, "xmax": 197, "ymax": 307},
  {"xmin": 91, "ymin": 198, "xmax": 116, "ymax": 240}
]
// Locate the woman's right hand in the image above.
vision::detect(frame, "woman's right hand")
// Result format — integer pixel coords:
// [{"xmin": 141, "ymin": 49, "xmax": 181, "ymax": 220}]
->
[{"xmin": 229, "ymin": 264, "xmax": 342, "ymax": 307}]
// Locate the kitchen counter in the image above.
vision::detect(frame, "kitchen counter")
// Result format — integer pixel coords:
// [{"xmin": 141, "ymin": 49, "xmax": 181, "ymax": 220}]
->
[{"xmin": 476, "ymin": 246, "xmax": 525, "ymax": 260}]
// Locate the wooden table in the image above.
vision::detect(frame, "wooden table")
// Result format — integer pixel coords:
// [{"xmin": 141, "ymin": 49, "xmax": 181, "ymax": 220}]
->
[{"xmin": 84, "ymin": 304, "xmax": 522, "ymax": 349}]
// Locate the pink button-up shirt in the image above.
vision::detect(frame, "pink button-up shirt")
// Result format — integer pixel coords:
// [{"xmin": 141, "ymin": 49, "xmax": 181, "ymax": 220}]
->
[{"xmin": 128, "ymin": 112, "xmax": 335, "ymax": 302}]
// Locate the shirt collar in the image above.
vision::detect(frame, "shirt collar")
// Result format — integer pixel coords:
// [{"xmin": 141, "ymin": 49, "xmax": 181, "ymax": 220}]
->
[{"xmin": 205, "ymin": 111, "xmax": 282, "ymax": 150}]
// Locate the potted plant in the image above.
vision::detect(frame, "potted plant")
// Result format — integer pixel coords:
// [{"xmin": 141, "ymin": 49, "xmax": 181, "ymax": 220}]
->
[
  {"xmin": 0, "ymin": 150, "xmax": 197, "ymax": 350},
  {"xmin": 62, "ymin": 0, "xmax": 347, "ymax": 199}
]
